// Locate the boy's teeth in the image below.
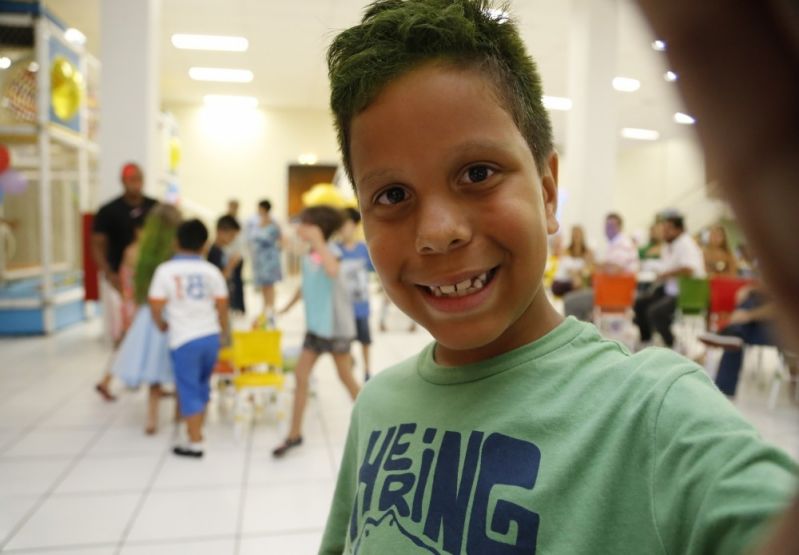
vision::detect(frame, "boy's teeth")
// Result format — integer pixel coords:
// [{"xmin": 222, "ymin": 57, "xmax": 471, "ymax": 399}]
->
[
  {"xmin": 427, "ymin": 271, "xmax": 490, "ymax": 297},
  {"xmin": 455, "ymin": 279, "xmax": 472, "ymax": 292}
]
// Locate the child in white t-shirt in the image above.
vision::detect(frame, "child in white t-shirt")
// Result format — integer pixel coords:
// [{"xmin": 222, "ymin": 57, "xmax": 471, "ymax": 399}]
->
[{"xmin": 149, "ymin": 219, "xmax": 229, "ymax": 458}]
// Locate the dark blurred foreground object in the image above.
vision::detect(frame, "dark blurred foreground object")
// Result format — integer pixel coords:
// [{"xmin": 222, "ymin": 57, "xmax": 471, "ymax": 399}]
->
[{"xmin": 636, "ymin": 1, "xmax": 799, "ymax": 553}]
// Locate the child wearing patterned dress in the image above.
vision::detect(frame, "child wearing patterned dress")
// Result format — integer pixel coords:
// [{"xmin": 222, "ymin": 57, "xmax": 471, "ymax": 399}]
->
[{"xmin": 249, "ymin": 199, "xmax": 283, "ymax": 326}]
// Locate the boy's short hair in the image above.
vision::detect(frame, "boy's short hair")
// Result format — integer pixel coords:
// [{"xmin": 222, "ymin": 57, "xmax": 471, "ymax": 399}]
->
[
  {"xmin": 343, "ymin": 207, "xmax": 362, "ymax": 224},
  {"xmin": 177, "ymin": 219, "xmax": 209, "ymax": 251},
  {"xmin": 216, "ymin": 214, "xmax": 241, "ymax": 232},
  {"xmin": 606, "ymin": 212, "xmax": 623, "ymax": 227},
  {"xmin": 328, "ymin": 0, "xmax": 553, "ymax": 185},
  {"xmin": 258, "ymin": 199, "xmax": 272, "ymax": 212},
  {"xmin": 300, "ymin": 205, "xmax": 345, "ymax": 241}
]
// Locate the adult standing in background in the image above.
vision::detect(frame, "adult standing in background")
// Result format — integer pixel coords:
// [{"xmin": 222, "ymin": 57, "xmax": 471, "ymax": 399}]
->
[
  {"xmin": 633, "ymin": 209, "xmax": 705, "ymax": 348},
  {"xmin": 564, "ymin": 212, "xmax": 640, "ymax": 321},
  {"xmin": 91, "ymin": 162, "xmax": 157, "ymax": 400},
  {"xmin": 225, "ymin": 199, "xmax": 246, "ymax": 314}
]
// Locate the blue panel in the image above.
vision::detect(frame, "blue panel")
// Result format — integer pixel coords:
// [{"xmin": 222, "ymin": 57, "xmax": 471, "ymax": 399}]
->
[
  {"xmin": 54, "ymin": 300, "xmax": 84, "ymax": 330},
  {"xmin": 0, "ymin": 308, "xmax": 44, "ymax": 334}
]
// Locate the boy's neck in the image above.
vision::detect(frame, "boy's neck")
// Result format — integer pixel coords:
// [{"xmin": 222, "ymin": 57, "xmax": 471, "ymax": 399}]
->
[{"xmin": 176, "ymin": 248, "xmax": 203, "ymax": 257}]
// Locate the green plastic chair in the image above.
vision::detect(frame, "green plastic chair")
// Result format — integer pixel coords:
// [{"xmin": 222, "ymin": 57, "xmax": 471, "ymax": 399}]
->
[{"xmin": 677, "ymin": 277, "xmax": 710, "ymax": 315}]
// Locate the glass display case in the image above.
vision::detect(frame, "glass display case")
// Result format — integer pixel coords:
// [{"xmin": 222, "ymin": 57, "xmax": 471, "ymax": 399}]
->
[{"xmin": 0, "ymin": 5, "xmax": 99, "ymax": 334}]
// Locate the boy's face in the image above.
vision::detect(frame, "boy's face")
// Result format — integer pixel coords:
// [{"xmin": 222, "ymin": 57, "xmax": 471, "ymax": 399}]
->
[
  {"xmin": 350, "ymin": 64, "xmax": 559, "ymax": 365},
  {"xmin": 217, "ymin": 228, "xmax": 238, "ymax": 246},
  {"xmin": 340, "ymin": 219, "xmax": 357, "ymax": 242}
]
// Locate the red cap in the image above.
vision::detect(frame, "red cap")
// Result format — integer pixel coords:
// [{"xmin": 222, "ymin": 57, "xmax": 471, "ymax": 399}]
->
[{"xmin": 121, "ymin": 163, "xmax": 141, "ymax": 180}]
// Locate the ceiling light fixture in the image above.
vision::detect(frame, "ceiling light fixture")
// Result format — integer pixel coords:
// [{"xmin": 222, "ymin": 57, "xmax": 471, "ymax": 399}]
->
[
  {"xmin": 542, "ymin": 95, "xmax": 573, "ymax": 111},
  {"xmin": 203, "ymin": 95, "xmax": 258, "ymax": 109},
  {"xmin": 0, "ymin": 57, "xmax": 11, "ymax": 70},
  {"xmin": 664, "ymin": 70, "xmax": 678, "ymax": 82},
  {"xmin": 652, "ymin": 40, "xmax": 666, "ymax": 51},
  {"xmin": 189, "ymin": 67, "xmax": 253, "ymax": 83},
  {"xmin": 612, "ymin": 77, "xmax": 641, "ymax": 92},
  {"xmin": 172, "ymin": 34, "xmax": 248, "ymax": 52},
  {"xmin": 298, "ymin": 153, "xmax": 318, "ymax": 165},
  {"xmin": 674, "ymin": 112, "xmax": 696, "ymax": 125},
  {"xmin": 621, "ymin": 127, "xmax": 660, "ymax": 141}
]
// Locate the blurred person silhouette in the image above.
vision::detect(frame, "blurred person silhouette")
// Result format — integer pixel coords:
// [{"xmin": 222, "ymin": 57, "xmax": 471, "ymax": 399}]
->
[
  {"xmin": 92, "ymin": 162, "xmax": 157, "ymax": 400},
  {"xmin": 703, "ymin": 224, "xmax": 738, "ymax": 277},
  {"xmin": 250, "ymin": 199, "xmax": 283, "ymax": 327},
  {"xmin": 224, "ymin": 199, "xmax": 246, "ymax": 314}
]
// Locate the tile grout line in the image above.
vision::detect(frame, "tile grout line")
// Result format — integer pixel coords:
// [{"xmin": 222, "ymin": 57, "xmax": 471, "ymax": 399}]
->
[
  {"xmin": 233, "ymin": 420, "xmax": 255, "ymax": 555},
  {"xmin": 112, "ymin": 425, "xmax": 177, "ymax": 555},
  {"xmin": 0, "ymin": 401, "xmax": 125, "ymax": 552},
  {"xmin": 0, "ymin": 355, "xmax": 122, "ymax": 458}
]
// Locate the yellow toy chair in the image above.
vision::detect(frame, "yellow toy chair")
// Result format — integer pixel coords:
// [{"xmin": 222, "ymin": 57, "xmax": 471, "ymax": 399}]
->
[{"xmin": 216, "ymin": 329, "xmax": 286, "ymax": 438}]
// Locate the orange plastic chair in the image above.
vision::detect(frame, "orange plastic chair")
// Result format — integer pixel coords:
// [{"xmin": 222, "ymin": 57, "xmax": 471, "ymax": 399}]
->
[{"xmin": 593, "ymin": 273, "xmax": 637, "ymax": 313}]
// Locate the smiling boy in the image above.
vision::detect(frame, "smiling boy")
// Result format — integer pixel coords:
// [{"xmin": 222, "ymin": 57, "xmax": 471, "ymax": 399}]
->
[{"xmin": 319, "ymin": 1, "xmax": 797, "ymax": 554}]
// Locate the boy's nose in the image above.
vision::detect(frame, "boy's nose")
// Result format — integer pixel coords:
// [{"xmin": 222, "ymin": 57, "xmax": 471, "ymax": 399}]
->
[{"xmin": 415, "ymin": 198, "xmax": 471, "ymax": 254}]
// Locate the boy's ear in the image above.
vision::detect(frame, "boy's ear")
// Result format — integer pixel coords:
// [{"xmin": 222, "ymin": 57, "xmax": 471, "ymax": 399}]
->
[{"xmin": 542, "ymin": 151, "xmax": 559, "ymax": 235}]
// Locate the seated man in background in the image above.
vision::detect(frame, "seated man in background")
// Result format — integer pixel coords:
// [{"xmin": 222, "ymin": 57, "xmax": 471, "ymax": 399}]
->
[
  {"xmin": 633, "ymin": 209, "xmax": 705, "ymax": 349},
  {"xmin": 564, "ymin": 212, "xmax": 639, "ymax": 321},
  {"xmin": 699, "ymin": 283, "xmax": 776, "ymax": 398}
]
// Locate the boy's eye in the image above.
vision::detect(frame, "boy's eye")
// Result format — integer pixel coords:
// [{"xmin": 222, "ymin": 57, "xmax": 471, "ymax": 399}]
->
[
  {"xmin": 375, "ymin": 186, "xmax": 409, "ymax": 205},
  {"xmin": 464, "ymin": 165, "xmax": 495, "ymax": 184}
]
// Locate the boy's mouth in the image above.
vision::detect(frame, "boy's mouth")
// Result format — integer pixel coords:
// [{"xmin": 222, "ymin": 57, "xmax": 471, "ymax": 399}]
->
[{"xmin": 418, "ymin": 267, "xmax": 499, "ymax": 298}]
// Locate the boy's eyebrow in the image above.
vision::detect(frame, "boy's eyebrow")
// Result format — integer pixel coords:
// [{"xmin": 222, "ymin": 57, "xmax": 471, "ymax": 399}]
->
[{"xmin": 359, "ymin": 168, "xmax": 400, "ymax": 189}]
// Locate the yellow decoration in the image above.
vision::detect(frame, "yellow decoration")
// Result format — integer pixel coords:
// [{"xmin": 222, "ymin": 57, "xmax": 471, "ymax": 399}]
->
[
  {"xmin": 301, "ymin": 183, "xmax": 349, "ymax": 208},
  {"xmin": 168, "ymin": 137, "xmax": 182, "ymax": 171},
  {"xmin": 50, "ymin": 56, "xmax": 83, "ymax": 121}
]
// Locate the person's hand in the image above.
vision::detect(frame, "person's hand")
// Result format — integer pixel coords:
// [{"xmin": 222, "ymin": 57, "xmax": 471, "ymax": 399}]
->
[
  {"xmin": 155, "ymin": 320, "xmax": 168, "ymax": 333},
  {"xmin": 729, "ymin": 310, "xmax": 750, "ymax": 325}
]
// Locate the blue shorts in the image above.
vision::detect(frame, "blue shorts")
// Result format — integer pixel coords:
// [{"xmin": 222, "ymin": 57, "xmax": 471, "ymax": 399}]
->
[{"xmin": 170, "ymin": 334, "xmax": 220, "ymax": 417}]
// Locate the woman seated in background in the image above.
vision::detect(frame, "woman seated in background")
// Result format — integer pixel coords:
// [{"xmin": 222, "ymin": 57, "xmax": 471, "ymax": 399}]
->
[
  {"xmin": 551, "ymin": 225, "xmax": 594, "ymax": 297},
  {"xmin": 703, "ymin": 224, "xmax": 739, "ymax": 277}
]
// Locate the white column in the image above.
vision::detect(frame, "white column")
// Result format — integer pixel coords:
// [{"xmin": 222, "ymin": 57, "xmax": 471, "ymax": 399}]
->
[
  {"xmin": 98, "ymin": 0, "xmax": 161, "ymax": 204},
  {"xmin": 561, "ymin": 0, "xmax": 619, "ymax": 243}
]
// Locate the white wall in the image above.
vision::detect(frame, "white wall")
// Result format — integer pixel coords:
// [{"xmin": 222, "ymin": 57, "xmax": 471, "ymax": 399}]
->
[
  {"xmin": 615, "ymin": 136, "xmax": 727, "ymax": 238},
  {"xmin": 163, "ymin": 102, "xmax": 340, "ymax": 224}
]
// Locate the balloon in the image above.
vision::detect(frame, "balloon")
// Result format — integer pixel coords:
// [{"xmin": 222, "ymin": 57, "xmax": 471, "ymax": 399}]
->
[
  {"xmin": 50, "ymin": 56, "xmax": 83, "ymax": 121},
  {"xmin": 168, "ymin": 137, "xmax": 181, "ymax": 171},
  {"xmin": 0, "ymin": 145, "xmax": 9, "ymax": 173},
  {"xmin": 301, "ymin": 183, "xmax": 348, "ymax": 208},
  {"xmin": 0, "ymin": 169, "xmax": 28, "ymax": 195}
]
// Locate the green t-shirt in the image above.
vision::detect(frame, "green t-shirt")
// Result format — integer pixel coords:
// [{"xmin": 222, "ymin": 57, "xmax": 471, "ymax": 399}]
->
[{"xmin": 320, "ymin": 317, "xmax": 796, "ymax": 554}]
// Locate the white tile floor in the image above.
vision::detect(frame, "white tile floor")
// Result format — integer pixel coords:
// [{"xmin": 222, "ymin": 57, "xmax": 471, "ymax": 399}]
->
[{"xmin": 0, "ymin": 286, "xmax": 796, "ymax": 554}]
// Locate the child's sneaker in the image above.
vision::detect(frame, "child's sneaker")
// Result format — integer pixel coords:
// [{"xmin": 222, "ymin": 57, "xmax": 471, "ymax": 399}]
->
[{"xmin": 173, "ymin": 442, "xmax": 204, "ymax": 458}]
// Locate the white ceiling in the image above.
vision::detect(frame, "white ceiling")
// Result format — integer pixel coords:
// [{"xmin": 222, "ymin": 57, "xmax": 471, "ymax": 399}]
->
[{"xmin": 46, "ymin": 0, "xmax": 693, "ymax": 148}]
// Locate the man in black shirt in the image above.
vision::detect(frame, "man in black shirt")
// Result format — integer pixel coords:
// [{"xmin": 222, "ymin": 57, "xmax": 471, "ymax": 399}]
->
[{"xmin": 91, "ymin": 162, "xmax": 156, "ymax": 399}]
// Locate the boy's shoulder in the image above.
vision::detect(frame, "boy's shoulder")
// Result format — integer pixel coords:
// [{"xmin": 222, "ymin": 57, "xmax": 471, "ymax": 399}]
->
[{"xmin": 357, "ymin": 319, "xmax": 708, "ymax": 410}]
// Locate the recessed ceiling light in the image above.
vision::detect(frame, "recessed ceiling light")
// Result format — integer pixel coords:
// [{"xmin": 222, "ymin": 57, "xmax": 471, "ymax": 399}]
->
[
  {"xmin": 65, "ymin": 28, "xmax": 86, "ymax": 46},
  {"xmin": 612, "ymin": 77, "xmax": 641, "ymax": 92},
  {"xmin": 652, "ymin": 40, "xmax": 666, "ymax": 52},
  {"xmin": 542, "ymin": 95, "xmax": 572, "ymax": 111},
  {"xmin": 172, "ymin": 34, "xmax": 248, "ymax": 52},
  {"xmin": 664, "ymin": 70, "xmax": 678, "ymax": 82},
  {"xmin": 0, "ymin": 57, "xmax": 10, "ymax": 70},
  {"xmin": 621, "ymin": 127, "xmax": 660, "ymax": 141},
  {"xmin": 674, "ymin": 112, "xmax": 695, "ymax": 125},
  {"xmin": 28, "ymin": 61, "xmax": 39, "ymax": 72},
  {"xmin": 203, "ymin": 95, "xmax": 258, "ymax": 109},
  {"xmin": 189, "ymin": 67, "xmax": 253, "ymax": 83}
]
